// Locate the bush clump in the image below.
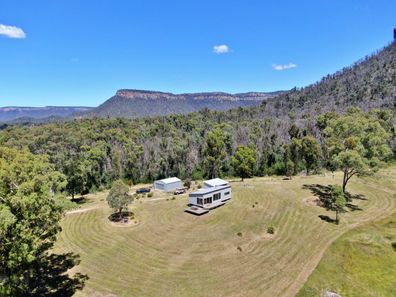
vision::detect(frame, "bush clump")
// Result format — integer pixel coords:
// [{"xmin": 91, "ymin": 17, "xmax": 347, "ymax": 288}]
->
[
  {"xmin": 184, "ymin": 179, "xmax": 192, "ymax": 189},
  {"xmin": 147, "ymin": 192, "xmax": 153, "ymax": 198},
  {"xmin": 267, "ymin": 226, "xmax": 275, "ymax": 234},
  {"xmin": 392, "ymin": 242, "xmax": 396, "ymax": 251},
  {"xmin": 237, "ymin": 232, "xmax": 242, "ymax": 237},
  {"xmin": 237, "ymin": 246, "xmax": 242, "ymax": 252}
]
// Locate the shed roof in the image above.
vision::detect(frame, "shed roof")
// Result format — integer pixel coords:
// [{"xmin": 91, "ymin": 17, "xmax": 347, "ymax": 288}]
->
[
  {"xmin": 154, "ymin": 177, "xmax": 181, "ymax": 184},
  {"xmin": 204, "ymin": 178, "xmax": 229, "ymax": 187}
]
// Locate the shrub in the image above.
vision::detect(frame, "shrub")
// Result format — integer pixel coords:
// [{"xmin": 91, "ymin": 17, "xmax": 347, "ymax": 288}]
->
[
  {"xmin": 184, "ymin": 179, "xmax": 192, "ymax": 189},
  {"xmin": 237, "ymin": 246, "xmax": 242, "ymax": 252},
  {"xmin": 171, "ymin": 196, "xmax": 176, "ymax": 200},
  {"xmin": 392, "ymin": 242, "xmax": 396, "ymax": 251},
  {"xmin": 237, "ymin": 232, "xmax": 242, "ymax": 237},
  {"xmin": 191, "ymin": 169, "xmax": 204, "ymax": 181},
  {"xmin": 252, "ymin": 204, "xmax": 255, "ymax": 208},
  {"xmin": 147, "ymin": 192, "xmax": 153, "ymax": 198},
  {"xmin": 197, "ymin": 184, "xmax": 202, "ymax": 189},
  {"xmin": 267, "ymin": 226, "xmax": 275, "ymax": 234}
]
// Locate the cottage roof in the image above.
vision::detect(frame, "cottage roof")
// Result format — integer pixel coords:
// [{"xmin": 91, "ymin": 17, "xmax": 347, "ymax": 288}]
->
[
  {"xmin": 203, "ymin": 178, "xmax": 229, "ymax": 187},
  {"xmin": 189, "ymin": 185, "xmax": 230, "ymax": 196}
]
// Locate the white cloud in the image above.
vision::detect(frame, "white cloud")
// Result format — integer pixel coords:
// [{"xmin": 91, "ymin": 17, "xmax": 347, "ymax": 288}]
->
[
  {"xmin": 0, "ymin": 24, "xmax": 26, "ymax": 39},
  {"xmin": 213, "ymin": 44, "xmax": 230, "ymax": 54},
  {"xmin": 272, "ymin": 63, "xmax": 297, "ymax": 71}
]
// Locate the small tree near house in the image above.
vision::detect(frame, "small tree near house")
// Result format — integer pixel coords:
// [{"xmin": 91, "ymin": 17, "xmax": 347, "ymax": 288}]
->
[
  {"xmin": 286, "ymin": 160, "xmax": 295, "ymax": 179},
  {"xmin": 107, "ymin": 180, "xmax": 133, "ymax": 219},
  {"xmin": 231, "ymin": 145, "xmax": 256, "ymax": 181}
]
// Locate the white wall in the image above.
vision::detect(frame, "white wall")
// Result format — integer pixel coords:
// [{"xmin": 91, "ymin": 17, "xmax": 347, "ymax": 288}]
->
[{"xmin": 188, "ymin": 186, "xmax": 231, "ymax": 208}]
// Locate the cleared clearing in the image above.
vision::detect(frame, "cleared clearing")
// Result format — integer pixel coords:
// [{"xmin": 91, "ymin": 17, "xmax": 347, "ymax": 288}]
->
[
  {"xmin": 54, "ymin": 168, "xmax": 396, "ymax": 297},
  {"xmin": 297, "ymin": 213, "xmax": 396, "ymax": 297}
]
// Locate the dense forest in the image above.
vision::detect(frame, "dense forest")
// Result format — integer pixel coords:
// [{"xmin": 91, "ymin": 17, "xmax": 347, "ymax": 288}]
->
[{"xmin": 0, "ymin": 107, "xmax": 394, "ymax": 197}]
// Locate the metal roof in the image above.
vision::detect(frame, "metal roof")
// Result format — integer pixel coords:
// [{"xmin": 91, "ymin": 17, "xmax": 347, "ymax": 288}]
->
[
  {"xmin": 203, "ymin": 178, "xmax": 229, "ymax": 187},
  {"xmin": 189, "ymin": 185, "xmax": 230, "ymax": 196},
  {"xmin": 154, "ymin": 177, "xmax": 181, "ymax": 184}
]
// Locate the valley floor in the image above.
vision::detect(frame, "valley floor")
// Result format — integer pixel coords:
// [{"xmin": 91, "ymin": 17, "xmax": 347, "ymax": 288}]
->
[{"xmin": 54, "ymin": 168, "xmax": 396, "ymax": 297}]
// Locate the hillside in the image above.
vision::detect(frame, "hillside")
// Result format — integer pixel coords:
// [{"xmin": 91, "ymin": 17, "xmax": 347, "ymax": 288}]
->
[
  {"xmin": 262, "ymin": 41, "xmax": 396, "ymax": 117},
  {"xmin": 0, "ymin": 106, "xmax": 94, "ymax": 122},
  {"xmin": 80, "ymin": 41, "xmax": 395, "ymax": 120},
  {"xmin": 80, "ymin": 90, "xmax": 283, "ymax": 118}
]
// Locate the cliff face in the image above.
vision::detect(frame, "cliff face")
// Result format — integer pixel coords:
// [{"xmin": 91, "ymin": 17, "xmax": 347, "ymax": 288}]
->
[{"xmin": 83, "ymin": 90, "xmax": 283, "ymax": 118}]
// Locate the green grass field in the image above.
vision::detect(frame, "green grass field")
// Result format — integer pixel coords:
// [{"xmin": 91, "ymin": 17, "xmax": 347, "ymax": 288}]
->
[
  {"xmin": 297, "ymin": 211, "xmax": 396, "ymax": 297},
  {"xmin": 54, "ymin": 168, "xmax": 396, "ymax": 297}
]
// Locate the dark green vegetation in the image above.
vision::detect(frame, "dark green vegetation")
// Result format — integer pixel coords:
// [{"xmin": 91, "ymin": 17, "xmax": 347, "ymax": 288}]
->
[
  {"xmin": 0, "ymin": 108, "xmax": 393, "ymax": 200},
  {"xmin": 298, "ymin": 214, "xmax": 396, "ymax": 297},
  {"xmin": 0, "ymin": 148, "xmax": 87, "ymax": 296},
  {"xmin": 231, "ymin": 145, "xmax": 256, "ymax": 180}
]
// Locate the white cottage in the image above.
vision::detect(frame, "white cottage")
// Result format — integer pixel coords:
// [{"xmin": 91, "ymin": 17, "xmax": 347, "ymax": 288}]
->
[
  {"xmin": 153, "ymin": 177, "xmax": 182, "ymax": 192},
  {"xmin": 188, "ymin": 178, "xmax": 231, "ymax": 210}
]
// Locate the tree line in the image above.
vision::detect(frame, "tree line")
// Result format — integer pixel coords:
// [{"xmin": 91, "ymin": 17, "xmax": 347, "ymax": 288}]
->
[{"xmin": 0, "ymin": 107, "xmax": 393, "ymax": 198}]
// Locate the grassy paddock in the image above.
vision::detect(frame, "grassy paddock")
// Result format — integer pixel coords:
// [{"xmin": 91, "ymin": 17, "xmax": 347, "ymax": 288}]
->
[
  {"xmin": 297, "ymin": 214, "xmax": 396, "ymax": 297},
  {"xmin": 54, "ymin": 168, "xmax": 396, "ymax": 297}
]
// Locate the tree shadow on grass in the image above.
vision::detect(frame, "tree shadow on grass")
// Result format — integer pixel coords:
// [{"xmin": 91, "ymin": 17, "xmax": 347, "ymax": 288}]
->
[
  {"xmin": 70, "ymin": 196, "xmax": 88, "ymax": 204},
  {"xmin": 20, "ymin": 252, "xmax": 88, "ymax": 296},
  {"xmin": 318, "ymin": 215, "xmax": 338, "ymax": 224},
  {"xmin": 345, "ymin": 192, "xmax": 367, "ymax": 201},
  {"xmin": 303, "ymin": 184, "xmax": 366, "ymax": 223},
  {"xmin": 108, "ymin": 211, "xmax": 134, "ymax": 223},
  {"xmin": 302, "ymin": 184, "xmax": 333, "ymax": 209},
  {"xmin": 345, "ymin": 203, "xmax": 363, "ymax": 211}
]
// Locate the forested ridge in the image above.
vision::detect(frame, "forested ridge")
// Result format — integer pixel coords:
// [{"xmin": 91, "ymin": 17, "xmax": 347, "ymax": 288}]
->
[
  {"xmin": 261, "ymin": 41, "xmax": 396, "ymax": 117},
  {"xmin": 0, "ymin": 41, "xmax": 395, "ymax": 196}
]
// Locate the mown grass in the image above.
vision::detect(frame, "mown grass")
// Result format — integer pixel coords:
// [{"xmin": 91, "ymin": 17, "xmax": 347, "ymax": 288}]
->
[
  {"xmin": 298, "ymin": 212, "xmax": 396, "ymax": 297},
  {"xmin": 54, "ymin": 168, "xmax": 396, "ymax": 297}
]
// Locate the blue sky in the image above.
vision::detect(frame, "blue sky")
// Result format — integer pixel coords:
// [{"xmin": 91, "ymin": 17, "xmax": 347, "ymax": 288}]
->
[{"xmin": 0, "ymin": 0, "xmax": 395, "ymax": 107}]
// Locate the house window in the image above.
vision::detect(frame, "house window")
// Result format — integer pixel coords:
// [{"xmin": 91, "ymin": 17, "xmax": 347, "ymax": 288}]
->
[
  {"xmin": 224, "ymin": 191, "xmax": 230, "ymax": 196},
  {"xmin": 204, "ymin": 197, "xmax": 212, "ymax": 204},
  {"xmin": 213, "ymin": 193, "xmax": 221, "ymax": 201},
  {"xmin": 197, "ymin": 198, "xmax": 203, "ymax": 205}
]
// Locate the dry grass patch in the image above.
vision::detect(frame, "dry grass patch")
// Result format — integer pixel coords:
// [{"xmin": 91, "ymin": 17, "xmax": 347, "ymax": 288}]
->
[{"xmin": 54, "ymin": 168, "xmax": 396, "ymax": 297}]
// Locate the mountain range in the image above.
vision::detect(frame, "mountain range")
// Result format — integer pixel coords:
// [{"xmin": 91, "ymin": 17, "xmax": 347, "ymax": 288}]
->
[
  {"xmin": 1, "ymin": 40, "xmax": 395, "ymax": 123},
  {"xmin": 0, "ymin": 91, "xmax": 283, "ymax": 123},
  {"xmin": 0, "ymin": 106, "xmax": 94, "ymax": 123}
]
